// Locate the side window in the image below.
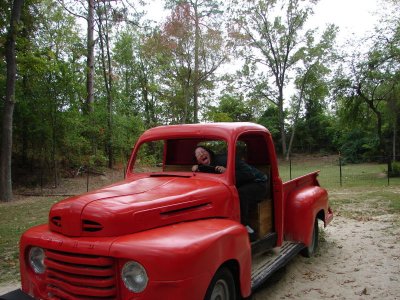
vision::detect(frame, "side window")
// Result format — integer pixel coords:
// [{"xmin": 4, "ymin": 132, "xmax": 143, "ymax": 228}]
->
[
  {"xmin": 236, "ymin": 134, "xmax": 270, "ymax": 175},
  {"xmin": 132, "ymin": 141, "xmax": 164, "ymax": 173}
]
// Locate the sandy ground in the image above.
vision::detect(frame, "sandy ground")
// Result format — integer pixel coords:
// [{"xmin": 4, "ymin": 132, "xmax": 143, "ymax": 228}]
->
[
  {"xmin": 253, "ymin": 215, "xmax": 400, "ymax": 299},
  {"xmin": 1, "ymin": 215, "xmax": 399, "ymax": 299}
]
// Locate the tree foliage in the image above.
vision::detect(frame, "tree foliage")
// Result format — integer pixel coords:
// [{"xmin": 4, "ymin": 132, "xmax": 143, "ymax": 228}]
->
[
  {"xmin": 333, "ymin": 6, "xmax": 400, "ymax": 159},
  {"xmin": 228, "ymin": 0, "xmax": 334, "ymax": 156},
  {"xmin": 157, "ymin": 0, "xmax": 227, "ymax": 123}
]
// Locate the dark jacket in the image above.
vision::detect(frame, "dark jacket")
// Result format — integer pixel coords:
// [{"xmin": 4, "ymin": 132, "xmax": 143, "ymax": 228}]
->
[{"xmin": 212, "ymin": 155, "xmax": 267, "ymax": 187}]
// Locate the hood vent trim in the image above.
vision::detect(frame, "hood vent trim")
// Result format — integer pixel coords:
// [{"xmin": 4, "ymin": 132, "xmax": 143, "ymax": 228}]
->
[
  {"xmin": 51, "ymin": 216, "xmax": 62, "ymax": 228},
  {"xmin": 160, "ymin": 202, "xmax": 212, "ymax": 217},
  {"xmin": 82, "ymin": 220, "xmax": 104, "ymax": 232}
]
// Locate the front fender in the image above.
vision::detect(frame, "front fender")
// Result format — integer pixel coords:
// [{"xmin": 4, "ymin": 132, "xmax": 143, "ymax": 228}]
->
[
  {"xmin": 110, "ymin": 218, "xmax": 252, "ymax": 300},
  {"xmin": 284, "ymin": 186, "xmax": 329, "ymax": 246}
]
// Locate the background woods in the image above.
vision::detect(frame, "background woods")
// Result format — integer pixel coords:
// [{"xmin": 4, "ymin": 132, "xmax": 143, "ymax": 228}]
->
[{"xmin": 1, "ymin": 0, "xmax": 400, "ymax": 201}]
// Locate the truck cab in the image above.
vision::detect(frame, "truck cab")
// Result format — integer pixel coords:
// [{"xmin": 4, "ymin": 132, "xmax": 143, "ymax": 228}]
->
[{"xmin": 2, "ymin": 122, "xmax": 333, "ymax": 300}]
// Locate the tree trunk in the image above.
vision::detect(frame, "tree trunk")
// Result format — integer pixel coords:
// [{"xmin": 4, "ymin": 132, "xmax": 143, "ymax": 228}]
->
[
  {"xmin": 1, "ymin": 0, "xmax": 24, "ymax": 202},
  {"xmin": 86, "ymin": 0, "xmax": 95, "ymax": 113},
  {"xmin": 286, "ymin": 68, "xmax": 310, "ymax": 160},
  {"xmin": 278, "ymin": 88, "xmax": 287, "ymax": 157},
  {"xmin": 279, "ymin": 108, "xmax": 287, "ymax": 157},
  {"xmin": 356, "ymin": 84, "xmax": 384, "ymax": 154},
  {"xmin": 193, "ymin": 3, "xmax": 200, "ymax": 123},
  {"xmin": 51, "ymin": 100, "xmax": 58, "ymax": 187},
  {"xmin": 98, "ymin": 2, "xmax": 113, "ymax": 168},
  {"xmin": 377, "ymin": 111, "xmax": 384, "ymax": 154},
  {"xmin": 393, "ymin": 114, "xmax": 397, "ymax": 161},
  {"xmin": 286, "ymin": 96, "xmax": 303, "ymax": 161},
  {"xmin": 182, "ymin": 69, "xmax": 191, "ymax": 124}
]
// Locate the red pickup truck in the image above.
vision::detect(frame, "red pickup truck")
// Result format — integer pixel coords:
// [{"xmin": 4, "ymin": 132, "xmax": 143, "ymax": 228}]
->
[{"xmin": 1, "ymin": 122, "xmax": 333, "ymax": 300}]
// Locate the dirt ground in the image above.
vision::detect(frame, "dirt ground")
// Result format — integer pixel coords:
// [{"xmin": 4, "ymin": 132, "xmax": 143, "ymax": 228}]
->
[
  {"xmin": 1, "ymin": 171, "xmax": 399, "ymax": 299},
  {"xmin": 253, "ymin": 215, "xmax": 400, "ymax": 299}
]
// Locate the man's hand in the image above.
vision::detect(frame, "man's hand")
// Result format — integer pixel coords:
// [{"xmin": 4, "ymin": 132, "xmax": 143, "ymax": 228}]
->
[{"xmin": 215, "ymin": 166, "xmax": 226, "ymax": 173}]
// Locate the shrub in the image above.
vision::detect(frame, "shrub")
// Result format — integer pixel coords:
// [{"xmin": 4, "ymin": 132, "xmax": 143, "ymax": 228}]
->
[{"xmin": 390, "ymin": 161, "xmax": 400, "ymax": 177}]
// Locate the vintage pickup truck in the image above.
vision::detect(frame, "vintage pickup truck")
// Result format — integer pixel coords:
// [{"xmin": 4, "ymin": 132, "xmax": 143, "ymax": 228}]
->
[{"xmin": 1, "ymin": 122, "xmax": 333, "ymax": 300}]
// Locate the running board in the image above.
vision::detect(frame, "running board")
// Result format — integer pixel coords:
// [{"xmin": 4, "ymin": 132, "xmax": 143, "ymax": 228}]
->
[
  {"xmin": 251, "ymin": 232, "xmax": 277, "ymax": 257},
  {"xmin": 251, "ymin": 242, "xmax": 304, "ymax": 291}
]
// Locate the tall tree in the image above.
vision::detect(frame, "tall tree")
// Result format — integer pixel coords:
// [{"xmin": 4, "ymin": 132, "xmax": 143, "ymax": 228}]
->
[
  {"xmin": 96, "ymin": 0, "xmax": 128, "ymax": 168},
  {"xmin": 229, "ymin": 0, "xmax": 319, "ymax": 156},
  {"xmin": 86, "ymin": 0, "xmax": 95, "ymax": 113},
  {"xmin": 96, "ymin": 0, "xmax": 115, "ymax": 168},
  {"xmin": 57, "ymin": 0, "xmax": 96, "ymax": 113},
  {"xmin": 339, "ymin": 32, "xmax": 399, "ymax": 156},
  {"xmin": 0, "ymin": 0, "xmax": 24, "ymax": 202},
  {"xmin": 286, "ymin": 25, "xmax": 337, "ymax": 158},
  {"xmin": 330, "ymin": 0, "xmax": 400, "ymax": 160},
  {"xmin": 163, "ymin": 0, "xmax": 226, "ymax": 123}
]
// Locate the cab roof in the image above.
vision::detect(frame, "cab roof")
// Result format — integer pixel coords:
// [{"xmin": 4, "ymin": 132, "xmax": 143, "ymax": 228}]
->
[{"xmin": 138, "ymin": 122, "xmax": 270, "ymax": 142}]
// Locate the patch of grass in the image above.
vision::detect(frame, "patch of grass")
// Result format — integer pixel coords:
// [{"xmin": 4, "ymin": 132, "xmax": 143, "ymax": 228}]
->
[
  {"xmin": 278, "ymin": 156, "xmax": 400, "ymax": 189},
  {"xmin": 0, "ymin": 196, "xmax": 62, "ymax": 283},
  {"xmin": 328, "ymin": 186, "xmax": 400, "ymax": 221}
]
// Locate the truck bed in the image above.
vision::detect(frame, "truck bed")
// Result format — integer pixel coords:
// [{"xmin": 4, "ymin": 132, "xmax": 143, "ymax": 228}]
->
[{"xmin": 282, "ymin": 171, "xmax": 320, "ymax": 193}]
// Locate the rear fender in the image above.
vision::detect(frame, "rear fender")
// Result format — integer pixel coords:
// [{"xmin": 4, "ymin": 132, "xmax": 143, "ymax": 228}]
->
[{"xmin": 284, "ymin": 186, "xmax": 329, "ymax": 246}]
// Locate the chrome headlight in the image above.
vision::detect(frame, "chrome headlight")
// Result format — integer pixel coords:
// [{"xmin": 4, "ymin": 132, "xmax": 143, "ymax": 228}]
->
[
  {"xmin": 121, "ymin": 261, "xmax": 148, "ymax": 293},
  {"xmin": 29, "ymin": 247, "xmax": 46, "ymax": 274}
]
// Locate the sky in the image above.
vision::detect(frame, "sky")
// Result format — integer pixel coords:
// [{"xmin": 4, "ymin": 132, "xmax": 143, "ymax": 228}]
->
[
  {"xmin": 308, "ymin": 0, "xmax": 383, "ymax": 46},
  {"xmin": 144, "ymin": 0, "xmax": 385, "ymax": 46}
]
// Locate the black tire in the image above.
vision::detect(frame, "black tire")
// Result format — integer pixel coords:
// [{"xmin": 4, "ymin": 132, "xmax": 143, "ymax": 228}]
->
[
  {"xmin": 204, "ymin": 267, "xmax": 238, "ymax": 300},
  {"xmin": 301, "ymin": 218, "xmax": 319, "ymax": 258}
]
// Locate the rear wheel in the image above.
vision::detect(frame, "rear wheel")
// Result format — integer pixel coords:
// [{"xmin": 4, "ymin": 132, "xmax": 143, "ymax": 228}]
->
[
  {"xmin": 204, "ymin": 267, "xmax": 237, "ymax": 300},
  {"xmin": 301, "ymin": 218, "xmax": 319, "ymax": 258}
]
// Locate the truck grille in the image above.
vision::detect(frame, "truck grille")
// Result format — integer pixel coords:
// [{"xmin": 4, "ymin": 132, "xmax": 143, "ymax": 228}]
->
[{"xmin": 44, "ymin": 249, "xmax": 117, "ymax": 299}]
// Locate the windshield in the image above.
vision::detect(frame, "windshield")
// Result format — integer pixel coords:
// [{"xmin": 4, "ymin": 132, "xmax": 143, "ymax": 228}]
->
[{"xmin": 131, "ymin": 139, "xmax": 228, "ymax": 174}]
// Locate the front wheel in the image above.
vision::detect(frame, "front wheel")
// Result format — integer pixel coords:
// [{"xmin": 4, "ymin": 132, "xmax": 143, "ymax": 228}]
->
[
  {"xmin": 301, "ymin": 218, "xmax": 319, "ymax": 258},
  {"xmin": 204, "ymin": 267, "xmax": 238, "ymax": 300}
]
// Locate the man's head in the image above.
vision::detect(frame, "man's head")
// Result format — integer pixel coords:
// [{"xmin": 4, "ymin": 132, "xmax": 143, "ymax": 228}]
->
[{"xmin": 194, "ymin": 146, "xmax": 212, "ymax": 165}]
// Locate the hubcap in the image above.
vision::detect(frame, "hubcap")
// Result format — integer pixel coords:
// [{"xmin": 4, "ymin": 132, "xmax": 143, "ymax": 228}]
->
[{"xmin": 210, "ymin": 279, "xmax": 230, "ymax": 300}]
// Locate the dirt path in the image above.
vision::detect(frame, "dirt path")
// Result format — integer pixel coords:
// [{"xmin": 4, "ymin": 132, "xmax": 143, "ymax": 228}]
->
[{"xmin": 253, "ymin": 215, "xmax": 400, "ymax": 299}]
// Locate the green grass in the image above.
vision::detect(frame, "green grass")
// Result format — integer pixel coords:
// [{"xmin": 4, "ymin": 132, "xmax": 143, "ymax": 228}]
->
[
  {"xmin": 0, "ymin": 196, "xmax": 62, "ymax": 283},
  {"xmin": 278, "ymin": 157, "xmax": 400, "ymax": 189},
  {"xmin": 328, "ymin": 186, "xmax": 400, "ymax": 220}
]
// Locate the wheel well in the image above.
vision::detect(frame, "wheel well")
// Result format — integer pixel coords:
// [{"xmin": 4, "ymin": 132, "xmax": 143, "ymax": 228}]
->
[
  {"xmin": 218, "ymin": 260, "xmax": 241, "ymax": 296},
  {"xmin": 316, "ymin": 209, "xmax": 324, "ymax": 223}
]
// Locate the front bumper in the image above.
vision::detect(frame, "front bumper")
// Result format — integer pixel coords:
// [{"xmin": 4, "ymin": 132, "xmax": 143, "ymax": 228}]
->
[{"xmin": 0, "ymin": 289, "xmax": 34, "ymax": 300}]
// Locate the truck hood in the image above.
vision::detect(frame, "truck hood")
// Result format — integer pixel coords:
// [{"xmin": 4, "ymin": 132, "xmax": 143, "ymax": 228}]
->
[{"xmin": 49, "ymin": 175, "xmax": 233, "ymax": 237}]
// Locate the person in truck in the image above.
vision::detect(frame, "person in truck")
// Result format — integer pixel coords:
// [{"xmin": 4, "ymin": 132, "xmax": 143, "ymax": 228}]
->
[{"xmin": 192, "ymin": 145, "xmax": 268, "ymax": 238}]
